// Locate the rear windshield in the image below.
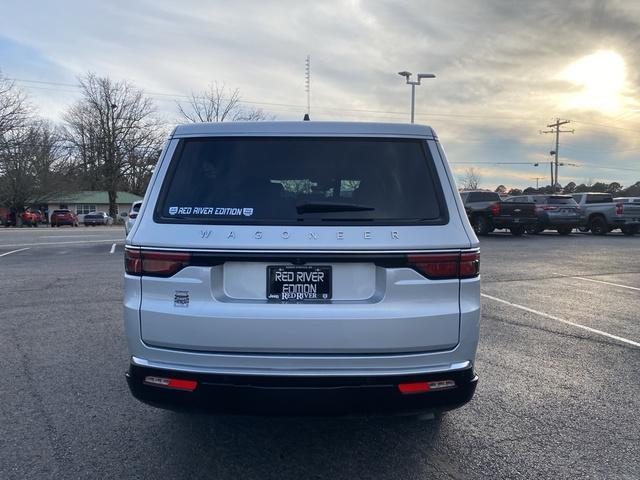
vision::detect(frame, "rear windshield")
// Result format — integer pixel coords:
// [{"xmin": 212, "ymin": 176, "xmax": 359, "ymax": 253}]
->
[
  {"xmin": 155, "ymin": 137, "xmax": 447, "ymax": 225},
  {"xmin": 466, "ymin": 192, "xmax": 499, "ymax": 202},
  {"xmin": 544, "ymin": 196, "xmax": 578, "ymax": 205},
  {"xmin": 52, "ymin": 210, "xmax": 71, "ymax": 214},
  {"xmin": 132, "ymin": 203, "xmax": 141, "ymax": 213},
  {"xmin": 586, "ymin": 194, "xmax": 613, "ymax": 204}
]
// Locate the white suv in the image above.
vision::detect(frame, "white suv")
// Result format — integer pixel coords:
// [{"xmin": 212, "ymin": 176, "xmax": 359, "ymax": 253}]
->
[{"xmin": 124, "ymin": 121, "xmax": 480, "ymax": 415}]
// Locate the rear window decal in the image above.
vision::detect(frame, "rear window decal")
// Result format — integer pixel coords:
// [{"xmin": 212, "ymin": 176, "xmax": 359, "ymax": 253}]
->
[{"xmin": 168, "ymin": 206, "xmax": 254, "ymax": 216}]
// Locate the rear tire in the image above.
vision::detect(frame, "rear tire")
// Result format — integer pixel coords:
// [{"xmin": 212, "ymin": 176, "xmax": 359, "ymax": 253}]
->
[
  {"xmin": 510, "ymin": 226, "xmax": 525, "ymax": 236},
  {"xmin": 589, "ymin": 216, "xmax": 608, "ymax": 235},
  {"xmin": 472, "ymin": 216, "xmax": 492, "ymax": 236},
  {"xmin": 578, "ymin": 226, "xmax": 590, "ymax": 233},
  {"xmin": 557, "ymin": 227, "xmax": 572, "ymax": 235},
  {"xmin": 622, "ymin": 226, "xmax": 637, "ymax": 236},
  {"xmin": 526, "ymin": 225, "xmax": 543, "ymax": 234}
]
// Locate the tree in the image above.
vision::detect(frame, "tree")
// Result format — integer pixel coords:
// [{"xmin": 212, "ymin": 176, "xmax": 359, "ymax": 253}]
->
[
  {"xmin": 494, "ymin": 184, "xmax": 507, "ymax": 195},
  {"xmin": 460, "ymin": 168, "xmax": 481, "ymax": 190},
  {"xmin": 507, "ymin": 188, "xmax": 523, "ymax": 196},
  {"xmin": 64, "ymin": 73, "xmax": 163, "ymax": 217},
  {"xmin": 177, "ymin": 82, "xmax": 270, "ymax": 123},
  {"xmin": 606, "ymin": 182, "xmax": 622, "ymax": 194},
  {"xmin": 563, "ymin": 181, "xmax": 576, "ymax": 193},
  {"xmin": 0, "ymin": 121, "xmax": 69, "ymax": 216},
  {"xmin": 621, "ymin": 181, "xmax": 640, "ymax": 196}
]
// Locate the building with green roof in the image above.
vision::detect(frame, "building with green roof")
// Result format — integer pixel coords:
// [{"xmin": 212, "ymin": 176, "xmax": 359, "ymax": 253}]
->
[{"xmin": 43, "ymin": 191, "xmax": 143, "ymax": 222}]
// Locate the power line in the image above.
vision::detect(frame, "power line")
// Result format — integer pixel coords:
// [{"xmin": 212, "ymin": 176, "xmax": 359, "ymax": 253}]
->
[{"xmin": 541, "ymin": 118, "xmax": 574, "ymax": 190}]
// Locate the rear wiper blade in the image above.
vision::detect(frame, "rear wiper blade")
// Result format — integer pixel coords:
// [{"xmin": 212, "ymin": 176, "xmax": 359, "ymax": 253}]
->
[{"xmin": 296, "ymin": 202, "xmax": 375, "ymax": 214}]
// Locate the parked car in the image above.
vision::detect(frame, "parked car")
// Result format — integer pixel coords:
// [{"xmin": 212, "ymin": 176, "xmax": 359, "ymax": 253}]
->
[
  {"xmin": 504, "ymin": 194, "xmax": 581, "ymax": 235},
  {"xmin": 84, "ymin": 211, "xmax": 113, "ymax": 226},
  {"xmin": 20, "ymin": 210, "xmax": 39, "ymax": 227},
  {"xmin": 124, "ymin": 201, "xmax": 142, "ymax": 235},
  {"xmin": 572, "ymin": 193, "xmax": 640, "ymax": 235},
  {"xmin": 50, "ymin": 209, "xmax": 79, "ymax": 227},
  {"xmin": 460, "ymin": 190, "xmax": 538, "ymax": 236},
  {"xmin": 124, "ymin": 121, "xmax": 481, "ymax": 415}
]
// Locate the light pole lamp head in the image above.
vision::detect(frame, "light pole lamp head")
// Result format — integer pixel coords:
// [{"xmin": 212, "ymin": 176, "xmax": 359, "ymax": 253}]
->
[
  {"xmin": 398, "ymin": 71, "xmax": 412, "ymax": 78},
  {"xmin": 417, "ymin": 73, "xmax": 436, "ymax": 80}
]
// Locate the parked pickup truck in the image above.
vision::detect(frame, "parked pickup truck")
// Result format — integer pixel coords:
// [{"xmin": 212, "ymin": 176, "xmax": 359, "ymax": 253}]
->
[
  {"xmin": 572, "ymin": 193, "xmax": 640, "ymax": 235},
  {"xmin": 460, "ymin": 190, "xmax": 538, "ymax": 236}
]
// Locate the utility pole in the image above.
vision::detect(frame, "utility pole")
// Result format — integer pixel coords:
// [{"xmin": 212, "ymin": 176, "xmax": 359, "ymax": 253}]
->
[
  {"xmin": 305, "ymin": 55, "xmax": 311, "ymax": 117},
  {"xmin": 541, "ymin": 119, "xmax": 574, "ymax": 191},
  {"xmin": 532, "ymin": 177, "xmax": 543, "ymax": 189}
]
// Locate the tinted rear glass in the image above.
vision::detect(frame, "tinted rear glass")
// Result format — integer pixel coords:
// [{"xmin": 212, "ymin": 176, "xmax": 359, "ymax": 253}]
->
[
  {"xmin": 586, "ymin": 194, "xmax": 613, "ymax": 204},
  {"xmin": 467, "ymin": 192, "xmax": 499, "ymax": 202},
  {"xmin": 155, "ymin": 137, "xmax": 447, "ymax": 225},
  {"xmin": 132, "ymin": 203, "xmax": 141, "ymax": 212},
  {"xmin": 544, "ymin": 196, "xmax": 578, "ymax": 205}
]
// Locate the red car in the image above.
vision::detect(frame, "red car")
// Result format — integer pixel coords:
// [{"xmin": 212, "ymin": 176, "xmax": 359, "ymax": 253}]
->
[
  {"xmin": 20, "ymin": 210, "xmax": 39, "ymax": 227},
  {"xmin": 50, "ymin": 209, "xmax": 79, "ymax": 227}
]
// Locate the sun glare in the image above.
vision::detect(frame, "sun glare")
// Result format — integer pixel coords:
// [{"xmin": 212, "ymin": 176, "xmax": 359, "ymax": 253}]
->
[{"xmin": 559, "ymin": 50, "xmax": 626, "ymax": 113}]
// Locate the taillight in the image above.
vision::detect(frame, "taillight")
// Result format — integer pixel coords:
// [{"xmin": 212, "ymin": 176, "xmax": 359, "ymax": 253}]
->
[
  {"xmin": 542, "ymin": 205, "xmax": 559, "ymax": 211},
  {"xmin": 616, "ymin": 203, "xmax": 623, "ymax": 215},
  {"xmin": 129, "ymin": 213, "xmax": 138, "ymax": 219},
  {"xmin": 125, "ymin": 248, "xmax": 191, "ymax": 277},
  {"xmin": 407, "ymin": 251, "xmax": 480, "ymax": 280},
  {"xmin": 490, "ymin": 202, "xmax": 500, "ymax": 216}
]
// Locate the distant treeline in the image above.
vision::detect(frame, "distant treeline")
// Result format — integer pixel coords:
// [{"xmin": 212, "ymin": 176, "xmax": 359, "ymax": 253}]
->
[{"xmin": 495, "ymin": 181, "xmax": 640, "ymax": 197}]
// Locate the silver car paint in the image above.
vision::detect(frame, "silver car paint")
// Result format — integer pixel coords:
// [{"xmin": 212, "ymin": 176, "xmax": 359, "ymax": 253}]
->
[{"xmin": 125, "ymin": 122, "xmax": 480, "ymax": 377}]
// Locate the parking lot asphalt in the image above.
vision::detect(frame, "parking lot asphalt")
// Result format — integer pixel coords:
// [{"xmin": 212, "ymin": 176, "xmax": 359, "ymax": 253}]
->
[{"xmin": 1, "ymin": 228, "xmax": 638, "ymax": 479}]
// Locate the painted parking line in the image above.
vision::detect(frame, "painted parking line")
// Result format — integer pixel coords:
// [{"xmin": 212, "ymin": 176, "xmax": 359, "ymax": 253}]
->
[
  {"xmin": 40, "ymin": 235, "xmax": 102, "ymax": 239},
  {"xmin": 567, "ymin": 276, "xmax": 640, "ymax": 292},
  {"xmin": 0, "ymin": 247, "xmax": 30, "ymax": 257},
  {"xmin": 0, "ymin": 239, "xmax": 124, "ymax": 248},
  {"xmin": 110, "ymin": 243, "xmax": 116, "ymax": 254},
  {"xmin": 482, "ymin": 293, "xmax": 640, "ymax": 349}
]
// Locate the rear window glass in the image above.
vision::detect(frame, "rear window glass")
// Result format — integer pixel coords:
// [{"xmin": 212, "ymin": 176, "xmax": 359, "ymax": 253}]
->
[
  {"xmin": 466, "ymin": 192, "xmax": 499, "ymax": 202},
  {"xmin": 155, "ymin": 137, "xmax": 447, "ymax": 225},
  {"xmin": 544, "ymin": 196, "xmax": 578, "ymax": 205},
  {"xmin": 53, "ymin": 210, "xmax": 70, "ymax": 214},
  {"xmin": 132, "ymin": 203, "xmax": 141, "ymax": 213},
  {"xmin": 586, "ymin": 194, "xmax": 613, "ymax": 204}
]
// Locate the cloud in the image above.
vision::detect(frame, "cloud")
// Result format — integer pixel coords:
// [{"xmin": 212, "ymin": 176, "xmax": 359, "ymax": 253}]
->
[{"xmin": 0, "ymin": 0, "xmax": 639, "ymax": 188}]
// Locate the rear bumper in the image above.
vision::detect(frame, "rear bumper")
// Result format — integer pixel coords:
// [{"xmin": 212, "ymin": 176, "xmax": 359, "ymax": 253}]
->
[
  {"xmin": 126, "ymin": 362, "xmax": 478, "ymax": 416},
  {"xmin": 492, "ymin": 216, "xmax": 538, "ymax": 227}
]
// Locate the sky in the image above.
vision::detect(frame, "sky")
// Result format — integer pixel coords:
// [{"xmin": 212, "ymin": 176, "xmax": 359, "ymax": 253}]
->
[{"xmin": 1, "ymin": 0, "xmax": 640, "ymax": 190}]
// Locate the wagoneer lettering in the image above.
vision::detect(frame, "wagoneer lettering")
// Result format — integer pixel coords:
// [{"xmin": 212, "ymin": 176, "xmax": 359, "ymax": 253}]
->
[{"xmin": 124, "ymin": 121, "xmax": 480, "ymax": 416}]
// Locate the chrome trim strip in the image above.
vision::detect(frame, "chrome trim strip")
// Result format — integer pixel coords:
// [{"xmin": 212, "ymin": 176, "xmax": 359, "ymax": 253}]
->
[{"xmin": 131, "ymin": 356, "xmax": 471, "ymax": 377}]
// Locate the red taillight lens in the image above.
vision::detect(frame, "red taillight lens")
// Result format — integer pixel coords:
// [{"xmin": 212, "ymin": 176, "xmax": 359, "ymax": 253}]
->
[
  {"xmin": 490, "ymin": 202, "xmax": 500, "ymax": 216},
  {"xmin": 616, "ymin": 203, "xmax": 623, "ymax": 215},
  {"xmin": 542, "ymin": 205, "xmax": 559, "ymax": 211},
  {"xmin": 459, "ymin": 252, "xmax": 480, "ymax": 278},
  {"xmin": 125, "ymin": 249, "xmax": 191, "ymax": 277},
  {"xmin": 125, "ymin": 248, "xmax": 142, "ymax": 275},
  {"xmin": 408, "ymin": 254, "xmax": 459, "ymax": 278},
  {"xmin": 407, "ymin": 252, "xmax": 480, "ymax": 280}
]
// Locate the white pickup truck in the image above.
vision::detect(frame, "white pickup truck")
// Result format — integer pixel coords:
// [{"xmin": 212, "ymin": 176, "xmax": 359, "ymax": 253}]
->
[{"xmin": 572, "ymin": 192, "xmax": 640, "ymax": 235}]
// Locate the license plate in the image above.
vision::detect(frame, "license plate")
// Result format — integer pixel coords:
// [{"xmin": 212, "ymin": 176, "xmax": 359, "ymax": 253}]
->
[{"xmin": 267, "ymin": 265, "xmax": 332, "ymax": 301}]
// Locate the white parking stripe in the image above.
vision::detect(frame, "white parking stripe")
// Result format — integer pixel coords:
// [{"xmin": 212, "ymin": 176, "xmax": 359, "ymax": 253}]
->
[
  {"xmin": 0, "ymin": 239, "xmax": 123, "ymax": 248},
  {"xmin": 0, "ymin": 247, "xmax": 30, "ymax": 257},
  {"xmin": 568, "ymin": 276, "xmax": 640, "ymax": 292},
  {"xmin": 482, "ymin": 293, "xmax": 640, "ymax": 348},
  {"xmin": 110, "ymin": 243, "xmax": 116, "ymax": 254}
]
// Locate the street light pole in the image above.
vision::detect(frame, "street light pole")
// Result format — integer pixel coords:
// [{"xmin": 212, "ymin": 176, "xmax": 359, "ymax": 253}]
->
[{"xmin": 398, "ymin": 71, "xmax": 435, "ymax": 123}]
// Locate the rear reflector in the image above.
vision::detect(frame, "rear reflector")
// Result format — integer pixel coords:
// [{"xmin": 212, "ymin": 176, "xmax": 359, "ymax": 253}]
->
[
  {"xmin": 144, "ymin": 376, "xmax": 198, "ymax": 392},
  {"xmin": 408, "ymin": 251, "xmax": 479, "ymax": 280},
  {"xmin": 398, "ymin": 382, "xmax": 430, "ymax": 394},
  {"xmin": 398, "ymin": 380, "xmax": 456, "ymax": 394}
]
